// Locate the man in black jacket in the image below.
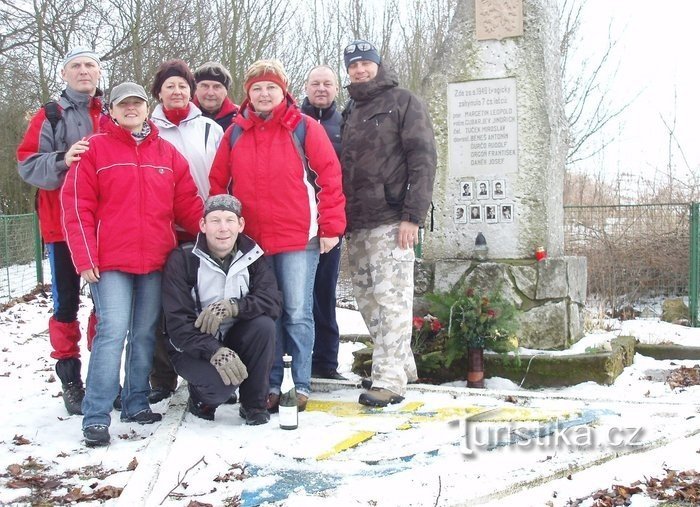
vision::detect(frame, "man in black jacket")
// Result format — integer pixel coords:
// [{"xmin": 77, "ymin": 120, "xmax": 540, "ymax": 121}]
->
[
  {"xmin": 341, "ymin": 40, "xmax": 437, "ymax": 407},
  {"xmin": 162, "ymin": 195, "xmax": 282, "ymax": 425},
  {"xmin": 301, "ymin": 65, "xmax": 346, "ymax": 381}
]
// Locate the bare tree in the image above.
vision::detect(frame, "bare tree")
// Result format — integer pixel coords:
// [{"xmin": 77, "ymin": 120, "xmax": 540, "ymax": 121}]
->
[
  {"xmin": 559, "ymin": 0, "xmax": 634, "ymax": 167},
  {"xmin": 390, "ymin": 0, "xmax": 457, "ymax": 94}
]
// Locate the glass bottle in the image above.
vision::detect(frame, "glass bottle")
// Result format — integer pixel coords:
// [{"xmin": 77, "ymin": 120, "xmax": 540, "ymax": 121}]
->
[{"xmin": 278, "ymin": 354, "xmax": 298, "ymax": 430}]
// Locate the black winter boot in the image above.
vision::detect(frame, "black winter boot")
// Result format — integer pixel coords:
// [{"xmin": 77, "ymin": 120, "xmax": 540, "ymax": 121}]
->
[{"xmin": 56, "ymin": 358, "xmax": 84, "ymax": 415}]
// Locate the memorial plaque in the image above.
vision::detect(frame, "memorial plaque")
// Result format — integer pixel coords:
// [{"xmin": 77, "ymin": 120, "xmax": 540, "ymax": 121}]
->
[{"xmin": 447, "ymin": 77, "xmax": 518, "ymax": 177}]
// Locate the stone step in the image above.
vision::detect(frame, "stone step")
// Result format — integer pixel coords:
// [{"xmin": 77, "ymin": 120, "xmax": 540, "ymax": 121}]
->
[{"xmin": 352, "ymin": 336, "xmax": 637, "ymax": 387}]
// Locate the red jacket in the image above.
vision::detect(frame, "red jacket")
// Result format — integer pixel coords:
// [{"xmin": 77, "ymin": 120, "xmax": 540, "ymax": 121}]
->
[
  {"xmin": 209, "ymin": 96, "xmax": 345, "ymax": 255},
  {"xmin": 61, "ymin": 119, "xmax": 204, "ymax": 275}
]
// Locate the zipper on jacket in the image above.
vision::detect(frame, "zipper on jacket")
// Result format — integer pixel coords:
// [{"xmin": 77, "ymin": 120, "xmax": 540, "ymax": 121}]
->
[{"xmin": 135, "ymin": 143, "xmax": 145, "ymax": 274}]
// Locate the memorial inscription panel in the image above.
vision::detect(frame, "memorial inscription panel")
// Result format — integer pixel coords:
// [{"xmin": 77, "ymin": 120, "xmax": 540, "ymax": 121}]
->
[{"xmin": 447, "ymin": 77, "xmax": 518, "ymax": 177}]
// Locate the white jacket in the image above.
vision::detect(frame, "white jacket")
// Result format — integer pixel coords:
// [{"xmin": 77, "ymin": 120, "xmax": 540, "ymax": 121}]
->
[{"xmin": 151, "ymin": 103, "xmax": 223, "ymax": 199}]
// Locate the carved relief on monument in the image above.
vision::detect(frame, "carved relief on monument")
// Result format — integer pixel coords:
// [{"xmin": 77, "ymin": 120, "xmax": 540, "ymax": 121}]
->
[{"xmin": 475, "ymin": 0, "xmax": 524, "ymax": 41}]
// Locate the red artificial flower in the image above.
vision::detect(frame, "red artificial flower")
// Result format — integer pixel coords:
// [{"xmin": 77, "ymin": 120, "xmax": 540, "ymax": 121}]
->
[
  {"xmin": 487, "ymin": 309, "xmax": 496, "ymax": 318},
  {"xmin": 430, "ymin": 319, "xmax": 442, "ymax": 332},
  {"xmin": 413, "ymin": 317, "xmax": 425, "ymax": 330}
]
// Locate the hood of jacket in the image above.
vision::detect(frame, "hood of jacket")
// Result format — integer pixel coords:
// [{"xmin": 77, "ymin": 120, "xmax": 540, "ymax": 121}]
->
[
  {"xmin": 234, "ymin": 92, "xmax": 302, "ymax": 132},
  {"xmin": 346, "ymin": 66, "xmax": 399, "ymax": 103}
]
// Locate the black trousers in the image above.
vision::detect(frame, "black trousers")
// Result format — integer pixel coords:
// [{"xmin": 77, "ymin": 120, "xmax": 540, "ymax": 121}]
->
[
  {"xmin": 150, "ymin": 323, "xmax": 178, "ymax": 391},
  {"xmin": 48, "ymin": 241, "xmax": 81, "ymax": 323},
  {"xmin": 312, "ymin": 239, "xmax": 342, "ymax": 372},
  {"xmin": 171, "ymin": 315, "xmax": 275, "ymax": 410}
]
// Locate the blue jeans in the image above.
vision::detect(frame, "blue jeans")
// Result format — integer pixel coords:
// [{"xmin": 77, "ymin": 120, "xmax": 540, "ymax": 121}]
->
[
  {"xmin": 82, "ymin": 271, "xmax": 161, "ymax": 428},
  {"xmin": 268, "ymin": 248, "xmax": 319, "ymax": 396}
]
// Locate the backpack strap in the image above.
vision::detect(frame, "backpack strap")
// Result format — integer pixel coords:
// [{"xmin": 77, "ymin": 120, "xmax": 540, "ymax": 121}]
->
[
  {"xmin": 43, "ymin": 101, "xmax": 62, "ymax": 132},
  {"xmin": 228, "ymin": 120, "xmax": 306, "ymax": 154},
  {"xmin": 228, "ymin": 124, "xmax": 244, "ymax": 149},
  {"xmin": 228, "ymin": 118, "xmax": 311, "ymax": 191},
  {"xmin": 289, "ymin": 118, "xmax": 307, "ymax": 159}
]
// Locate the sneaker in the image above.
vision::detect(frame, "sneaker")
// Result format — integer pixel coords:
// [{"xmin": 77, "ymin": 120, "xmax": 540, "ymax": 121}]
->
[
  {"xmin": 83, "ymin": 425, "xmax": 110, "ymax": 447},
  {"xmin": 148, "ymin": 387, "xmax": 174, "ymax": 404},
  {"xmin": 297, "ymin": 393, "xmax": 308, "ymax": 412},
  {"xmin": 312, "ymin": 369, "xmax": 348, "ymax": 381},
  {"xmin": 358, "ymin": 388, "xmax": 404, "ymax": 407},
  {"xmin": 239, "ymin": 406, "xmax": 270, "ymax": 426},
  {"xmin": 223, "ymin": 391, "xmax": 238, "ymax": 405},
  {"xmin": 62, "ymin": 381, "xmax": 85, "ymax": 415},
  {"xmin": 187, "ymin": 397, "xmax": 216, "ymax": 421},
  {"xmin": 267, "ymin": 393, "xmax": 280, "ymax": 413},
  {"xmin": 120, "ymin": 408, "xmax": 163, "ymax": 424}
]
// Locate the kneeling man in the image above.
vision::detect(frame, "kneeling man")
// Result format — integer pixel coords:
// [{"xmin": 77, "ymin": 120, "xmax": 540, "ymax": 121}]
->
[{"xmin": 162, "ymin": 195, "xmax": 282, "ymax": 425}]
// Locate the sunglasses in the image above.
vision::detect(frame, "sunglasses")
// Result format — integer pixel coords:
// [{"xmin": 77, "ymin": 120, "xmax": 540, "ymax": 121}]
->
[{"xmin": 344, "ymin": 42, "xmax": 375, "ymax": 54}]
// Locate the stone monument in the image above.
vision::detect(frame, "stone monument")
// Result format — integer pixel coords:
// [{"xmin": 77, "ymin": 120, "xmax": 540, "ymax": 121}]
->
[{"xmin": 418, "ymin": 0, "xmax": 587, "ymax": 349}]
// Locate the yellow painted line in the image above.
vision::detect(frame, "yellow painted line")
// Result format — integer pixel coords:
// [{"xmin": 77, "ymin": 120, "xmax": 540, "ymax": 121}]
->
[
  {"xmin": 409, "ymin": 406, "xmax": 575, "ymax": 424},
  {"xmin": 306, "ymin": 399, "xmax": 370, "ymax": 417},
  {"xmin": 306, "ymin": 400, "xmax": 574, "ymax": 424},
  {"xmin": 399, "ymin": 401, "xmax": 425, "ymax": 412},
  {"xmin": 308, "ymin": 401, "xmax": 576, "ymax": 460},
  {"xmin": 316, "ymin": 431, "xmax": 376, "ymax": 460}
]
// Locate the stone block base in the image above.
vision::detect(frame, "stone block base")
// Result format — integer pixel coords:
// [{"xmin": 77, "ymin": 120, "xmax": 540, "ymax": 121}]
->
[
  {"xmin": 415, "ymin": 256, "xmax": 587, "ymax": 350},
  {"xmin": 351, "ymin": 336, "xmax": 636, "ymax": 388}
]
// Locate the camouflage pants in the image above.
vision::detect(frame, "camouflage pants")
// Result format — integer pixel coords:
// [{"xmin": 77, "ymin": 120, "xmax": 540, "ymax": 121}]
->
[{"xmin": 346, "ymin": 223, "xmax": 417, "ymax": 396}]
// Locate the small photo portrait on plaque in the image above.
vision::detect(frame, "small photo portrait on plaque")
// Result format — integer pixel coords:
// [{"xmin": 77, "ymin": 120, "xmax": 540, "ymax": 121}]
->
[
  {"xmin": 485, "ymin": 205, "xmax": 498, "ymax": 223},
  {"xmin": 476, "ymin": 180, "xmax": 490, "ymax": 199},
  {"xmin": 501, "ymin": 204, "xmax": 513, "ymax": 222},
  {"xmin": 454, "ymin": 205, "xmax": 467, "ymax": 223},
  {"xmin": 460, "ymin": 181, "xmax": 473, "ymax": 200},
  {"xmin": 492, "ymin": 179, "xmax": 505, "ymax": 199},
  {"xmin": 469, "ymin": 204, "xmax": 482, "ymax": 222}
]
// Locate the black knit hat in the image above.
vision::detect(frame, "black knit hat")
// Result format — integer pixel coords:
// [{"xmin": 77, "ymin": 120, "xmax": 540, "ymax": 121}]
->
[
  {"xmin": 150, "ymin": 59, "xmax": 196, "ymax": 101},
  {"xmin": 343, "ymin": 40, "xmax": 381, "ymax": 70},
  {"xmin": 194, "ymin": 62, "xmax": 232, "ymax": 90}
]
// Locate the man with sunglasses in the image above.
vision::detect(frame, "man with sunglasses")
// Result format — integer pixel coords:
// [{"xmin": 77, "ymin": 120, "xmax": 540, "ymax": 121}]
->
[{"xmin": 340, "ymin": 40, "xmax": 437, "ymax": 407}]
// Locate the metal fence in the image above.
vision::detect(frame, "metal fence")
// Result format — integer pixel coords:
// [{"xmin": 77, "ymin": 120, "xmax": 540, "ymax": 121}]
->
[
  {"xmin": 0, "ymin": 213, "xmax": 44, "ymax": 303},
  {"xmin": 3, "ymin": 206, "xmax": 700, "ymax": 324},
  {"xmin": 563, "ymin": 203, "xmax": 695, "ymax": 322}
]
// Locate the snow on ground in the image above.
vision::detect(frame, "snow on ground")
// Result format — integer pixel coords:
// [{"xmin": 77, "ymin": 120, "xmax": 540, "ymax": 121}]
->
[{"xmin": 0, "ymin": 293, "xmax": 699, "ymax": 506}]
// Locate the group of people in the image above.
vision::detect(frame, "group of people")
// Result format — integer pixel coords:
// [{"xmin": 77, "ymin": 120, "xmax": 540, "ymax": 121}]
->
[{"xmin": 17, "ymin": 40, "xmax": 437, "ymax": 447}]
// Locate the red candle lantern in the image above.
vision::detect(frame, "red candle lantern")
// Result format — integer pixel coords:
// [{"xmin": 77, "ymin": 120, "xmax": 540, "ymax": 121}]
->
[{"xmin": 535, "ymin": 246, "xmax": 547, "ymax": 261}]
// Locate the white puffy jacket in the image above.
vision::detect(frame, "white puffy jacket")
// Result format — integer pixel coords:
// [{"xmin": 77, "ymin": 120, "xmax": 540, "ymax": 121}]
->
[{"xmin": 151, "ymin": 103, "xmax": 223, "ymax": 198}]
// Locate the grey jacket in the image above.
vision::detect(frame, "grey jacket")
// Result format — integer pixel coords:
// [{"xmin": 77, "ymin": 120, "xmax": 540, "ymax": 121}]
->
[{"xmin": 18, "ymin": 87, "xmax": 104, "ymax": 190}]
